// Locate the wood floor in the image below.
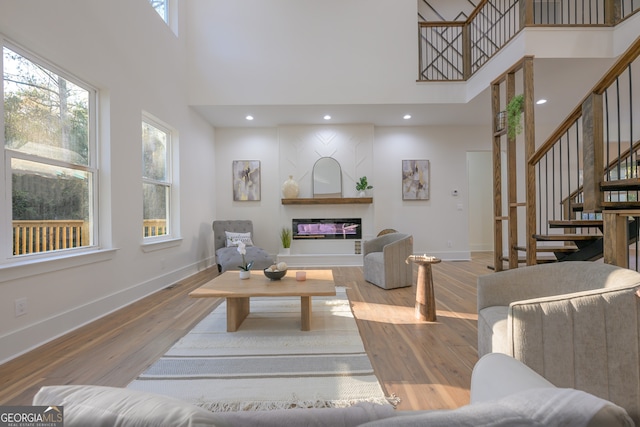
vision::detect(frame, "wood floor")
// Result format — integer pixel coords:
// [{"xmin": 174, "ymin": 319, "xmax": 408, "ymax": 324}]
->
[{"xmin": 0, "ymin": 252, "xmax": 494, "ymax": 412}]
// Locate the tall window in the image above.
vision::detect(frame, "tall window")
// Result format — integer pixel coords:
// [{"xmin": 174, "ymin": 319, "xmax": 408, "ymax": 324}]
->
[
  {"xmin": 142, "ymin": 115, "xmax": 173, "ymax": 239},
  {"xmin": 3, "ymin": 42, "xmax": 97, "ymax": 259}
]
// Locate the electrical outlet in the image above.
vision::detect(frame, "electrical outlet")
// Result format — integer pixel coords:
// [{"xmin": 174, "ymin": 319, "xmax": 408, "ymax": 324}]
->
[
  {"xmin": 447, "ymin": 240, "xmax": 453, "ymax": 248},
  {"xmin": 15, "ymin": 297, "xmax": 27, "ymax": 317}
]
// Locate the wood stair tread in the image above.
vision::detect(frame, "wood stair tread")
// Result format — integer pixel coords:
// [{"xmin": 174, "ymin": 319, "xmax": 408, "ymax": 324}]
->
[
  {"xmin": 548, "ymin": 220, "xmax": 603, "ymax": 228},
  {"xmin": 601, "ymin": 201, "xmax": 640, "ymax": 209},
  {"xmin": 570, "ymin": 202, "xmax": 640, "ymax": 212},
  {"xmin": 533, "ymin": 234, "xmax": 602, "ymax": 241},
  {"xmin": 501, "ymin": 256, "xmax": 557, "ymax": 264},
  {"xmin": 600, "ymin": 178, "xmax": 640, "ymax": 191},
  {"xmin": 514, "ymin": 245, "xmax": 578, "ymax": 253}
]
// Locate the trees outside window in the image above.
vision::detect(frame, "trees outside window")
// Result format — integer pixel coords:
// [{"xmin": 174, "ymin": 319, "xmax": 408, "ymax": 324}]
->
[{"xmin": 3, "ymin": 43, "xmax": 97, "ymax": 258}]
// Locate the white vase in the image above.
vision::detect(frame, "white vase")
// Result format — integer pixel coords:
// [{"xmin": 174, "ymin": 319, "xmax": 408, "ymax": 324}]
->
[
  {"xmin": 282, "ymin": 175, "xmax": 299, "ymax": 198},
  {"xmin": 280, "ymin": 247, "xmax": 291, "ymax": 255},
  {"xmin": 239, "ymin": 270, "xmax": 250, "ymax": 280}
]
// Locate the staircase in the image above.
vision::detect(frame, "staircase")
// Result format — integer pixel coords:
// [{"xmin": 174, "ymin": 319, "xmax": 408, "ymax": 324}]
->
[
  {"xmin": 419, "ymin": 1, "xmax": 640, "ymax": 270},
  {"xmin": 491, "ymin": 35, "xmax": 640, "ymax": 271}
]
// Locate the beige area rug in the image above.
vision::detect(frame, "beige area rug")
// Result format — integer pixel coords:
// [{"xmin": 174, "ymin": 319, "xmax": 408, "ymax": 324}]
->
[{"xmin": 127, "ymin": 288, "xmax": 395, "ymax": 412}]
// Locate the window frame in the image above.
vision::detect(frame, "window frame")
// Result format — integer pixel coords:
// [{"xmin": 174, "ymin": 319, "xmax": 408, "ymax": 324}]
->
[
  {"xmin": 141, "ymin": 112, "xmax": 179, "ymax": 248},
  {"xmin": 1, "ymin": 38, "xmax": 100, "ymax": 265}
]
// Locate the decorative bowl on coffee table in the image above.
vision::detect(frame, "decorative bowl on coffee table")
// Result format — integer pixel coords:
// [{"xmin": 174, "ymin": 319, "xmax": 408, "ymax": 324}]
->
[{"xmin": 263, "ymin": 268, "xmax": 287, "ymax": 280}]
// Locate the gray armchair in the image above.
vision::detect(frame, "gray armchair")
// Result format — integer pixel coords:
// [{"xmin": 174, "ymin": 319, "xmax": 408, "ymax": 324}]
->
[
  {"xmin": 212, "ymin": 220, "xmax": 274, "ymax": 273},
  {"xmin": 477, "ymin": 261, "xmax": 640, "ymax": 425},
  {"xmin": 363, "ymin": 232, "xmax": 413, "ymax": 289}
]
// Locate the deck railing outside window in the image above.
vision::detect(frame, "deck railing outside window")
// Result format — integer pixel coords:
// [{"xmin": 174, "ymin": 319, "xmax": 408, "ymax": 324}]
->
[{"xmin": 12, "ymin": 219, "xmax": 167, "ymax": 255}]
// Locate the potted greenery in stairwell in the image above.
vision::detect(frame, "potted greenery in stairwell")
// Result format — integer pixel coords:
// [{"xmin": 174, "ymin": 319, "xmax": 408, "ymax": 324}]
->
[
  {"xmin": 280, "ymin": 227, "xmax": 292, "ymax": 255},
  {"xmin": 506, "ymin": 94, "xmax": 525, "ymax": 139},
  {"xmin": 356, "ymin": 176, "xmax": 373, "ymax": 197}
]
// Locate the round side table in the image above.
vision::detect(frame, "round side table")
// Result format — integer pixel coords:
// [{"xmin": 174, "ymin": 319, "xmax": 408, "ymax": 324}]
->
[{"xmin": 406, "ymin": 255, "xmax": 441, "ymax": 321}]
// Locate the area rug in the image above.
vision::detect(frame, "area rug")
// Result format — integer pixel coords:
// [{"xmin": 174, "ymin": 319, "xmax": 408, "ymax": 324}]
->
[{"xmin": 127, "ymin": 288, "xmax": 394, "ymax": 412}]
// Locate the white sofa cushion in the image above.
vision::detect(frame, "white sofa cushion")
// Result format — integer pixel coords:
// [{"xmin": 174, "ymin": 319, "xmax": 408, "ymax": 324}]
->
[
  {"xmin": 360, "ymin": 387, "xmax": 634, "ymax": 427},
  {"xmin": 33, "ymin": 385, "xmax": 222, "ymax": 427}
]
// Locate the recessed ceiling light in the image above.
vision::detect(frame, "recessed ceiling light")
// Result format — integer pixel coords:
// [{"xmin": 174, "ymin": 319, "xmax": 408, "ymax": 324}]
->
[
  {"xmin": 245, "ymin": 115, "xmax": 254, "ymax": 120},
  {"xmin": 403, "ymin": 114, "xmax": 412, "ymax": 120},
  {"xmin": 323, "ymin": 115, "xmax": 331, "ymax": 120},
  {"xmin": 536, "ymin": 99, "xmax": 547, "ymax": 105}
]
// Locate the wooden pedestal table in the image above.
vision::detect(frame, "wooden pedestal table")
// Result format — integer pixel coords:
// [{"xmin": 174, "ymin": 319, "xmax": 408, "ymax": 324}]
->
[
  {"xmin": 406, "ymin": 255, "xmax": 441, "ymax": 322},
  {"xmin": 189, "ymin": 269, "xmax": 336, "ymax": 332}
]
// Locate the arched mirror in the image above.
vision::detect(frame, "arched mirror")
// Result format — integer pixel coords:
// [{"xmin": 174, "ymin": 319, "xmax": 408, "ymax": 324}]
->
[{"xmin": 313, "ymin": 157, "xmax": 342, "ymax": 198}]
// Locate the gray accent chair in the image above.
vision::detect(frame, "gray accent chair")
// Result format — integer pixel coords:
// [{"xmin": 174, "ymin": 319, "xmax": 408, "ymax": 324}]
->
[
  {"xmin": 477, "ymin": 261, "xmax": 640, "ymax": 425},
  {"xmin": 212, "ymin": 220, "xmax": 274, "ymax": 273},
  {"xmin": 363, "ymin": 232, "xmax": 413, "ymax": 290}
]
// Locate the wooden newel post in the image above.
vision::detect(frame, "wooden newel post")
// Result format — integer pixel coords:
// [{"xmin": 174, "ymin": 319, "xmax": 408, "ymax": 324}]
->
[{"xmin": 406, "ymin": 255, "xmax": 441, "ymax": 322}]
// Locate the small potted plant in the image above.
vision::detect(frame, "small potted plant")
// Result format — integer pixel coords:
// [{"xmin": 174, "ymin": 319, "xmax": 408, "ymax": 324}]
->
[
  {"xmin": 506, "ymin": 94, "xmax": 524, "ymax": 139},
  {"xmin": 236, "ymin": 241, "xmax": 253, "ymax": 279},
  {"xmin": 280, "ymin": 227, "xmax": 292, "ymax": 255},
  {"xmin": 356, "ymin": 176, "xmax": 373, "ymax": 197}
]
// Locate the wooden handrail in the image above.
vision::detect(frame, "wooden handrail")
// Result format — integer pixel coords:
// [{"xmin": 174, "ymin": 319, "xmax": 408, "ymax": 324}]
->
[{"xmin": 530, "ymin": 35, "xmax": 640, "ymax": 166}]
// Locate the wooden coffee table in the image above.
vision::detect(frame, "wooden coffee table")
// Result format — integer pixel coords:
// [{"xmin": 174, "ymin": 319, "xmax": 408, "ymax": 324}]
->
[{"xmin": 189, "ymin": 269, "xmax": 336, "ymax": 332}]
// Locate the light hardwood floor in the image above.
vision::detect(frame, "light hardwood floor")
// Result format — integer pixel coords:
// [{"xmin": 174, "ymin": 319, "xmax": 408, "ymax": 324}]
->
[{"xmin": 0, "ymin": 252, "xmax": 494, "ymax": 411}]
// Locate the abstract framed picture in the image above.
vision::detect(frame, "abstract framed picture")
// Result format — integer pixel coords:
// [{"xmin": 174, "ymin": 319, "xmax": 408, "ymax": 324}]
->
[
  {"xmin": 402, "ymin": 160, "xmax": 430, "ymax": 200},
  {"xmin": 232, "ymin": 160, "xmax": 261, "ymax": 201}
]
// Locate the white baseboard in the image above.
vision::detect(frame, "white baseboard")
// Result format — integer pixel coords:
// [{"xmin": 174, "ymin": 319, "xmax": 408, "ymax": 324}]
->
[
  {"xmin": 275, "ymin": 250, "xmax": 472, "ymax": 267},
  {"xmin": 0, "ymin": 255, "xmax": 217, "ymax": 365},
  {"xmin": 276, "ymin": 254, "xmax": 363, "ymax": 267}
]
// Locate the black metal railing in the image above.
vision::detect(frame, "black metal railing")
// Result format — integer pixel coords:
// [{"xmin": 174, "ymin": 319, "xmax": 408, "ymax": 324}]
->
[
  {"xmin": 526, "ymin": 38, "xmax": 640, "ymax": 266},
  {"xmin": 419, "ymin": 0, "xmax": 640, "ymax": 81}
]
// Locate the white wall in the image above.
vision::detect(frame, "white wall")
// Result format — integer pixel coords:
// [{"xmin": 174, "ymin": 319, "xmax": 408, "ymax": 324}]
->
[
  {"xmin": 186, "ymin": 0, "xmax": 469, "ymax": 106},
  {"xmin": 374, "ymin": 126, "xmax": 492, "ymax": 259},
  {"xmin": 0, "ymin": 0, "xmax": 217, "ymax": 363},
  {"xmin": 468, "ymin": 152, "xmax": 494, "ymax": 252},
  {"xmin": 213, "ymin": 124, "xmax": 493, "ymax": 261}
]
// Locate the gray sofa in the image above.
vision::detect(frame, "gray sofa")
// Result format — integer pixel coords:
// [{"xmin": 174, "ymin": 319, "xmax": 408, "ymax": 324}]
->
[
  {"xmin": 363, "ymin": 233, "xmax": 413, "ymax": 290},
  {"xmin": 477, "ymin": 261, "xmax": 640, "ymax": 425},
  {"xmin": 33, "ymin": 353, "xmax": 634, "ymax": 426},
  {"xmin": 212, "ymin": 220, "xmax": 274, "ymax": 272}
]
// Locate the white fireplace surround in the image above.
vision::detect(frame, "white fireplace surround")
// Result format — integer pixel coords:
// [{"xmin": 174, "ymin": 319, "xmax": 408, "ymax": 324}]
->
[
  {"xmin": 277, "ymin": 239, "xmax": 365, "ymax": 267},
  {"xmin": 278, "ymin": 125, "xmax": 375, "ymax": 267}
]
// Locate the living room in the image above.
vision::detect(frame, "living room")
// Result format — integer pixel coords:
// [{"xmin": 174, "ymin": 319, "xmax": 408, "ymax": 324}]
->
[
  {"xmin": 0, "ymin": 0, "xmax": 500, "ymax": 365},
  {"xmin": 1, "ymin": 0, "xmax": 639, "ymax": 420}
]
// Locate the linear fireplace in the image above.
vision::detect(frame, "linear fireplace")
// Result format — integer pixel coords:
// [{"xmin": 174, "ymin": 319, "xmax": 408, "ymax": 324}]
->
[{"xmin": 292, "ymin": 218, "xmax": 362, "ymax": 240}]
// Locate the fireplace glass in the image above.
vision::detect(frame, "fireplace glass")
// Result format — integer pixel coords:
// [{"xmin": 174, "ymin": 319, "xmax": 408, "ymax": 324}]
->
[{"xmin": 292, "ymin": 218, "xmax": 362, "ymax": 240}]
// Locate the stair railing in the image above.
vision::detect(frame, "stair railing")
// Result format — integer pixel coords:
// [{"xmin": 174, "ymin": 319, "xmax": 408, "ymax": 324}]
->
[
  {"xmin": 419, "ymin": 0, "xmax": 640, "ymax": 81},
  {"xmin": 526, "ymin": 36, "xmax": 640, "ymax": 266}
]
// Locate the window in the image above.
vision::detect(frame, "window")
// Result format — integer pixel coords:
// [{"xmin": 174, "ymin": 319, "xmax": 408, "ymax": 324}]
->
[
  {"xmin": 3, "ymin": 42, "xmax": 97, "ymax": 260},
  {"xmin": 149, "ymin": 0, "xmax": 168, "ymax": 23},
  {"xmin": 148, "ymin": 0, "xmax": 178, "ymax": 36},
  {"xmin": 142, "ymin": 114, "xmax": 174, "ymax": 240}
]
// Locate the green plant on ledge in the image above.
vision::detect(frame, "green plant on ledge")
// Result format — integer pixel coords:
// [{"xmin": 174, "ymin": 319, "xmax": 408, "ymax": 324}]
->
[
  {"xmin": 506, "ymin": 94, "xmax": 525, "ymax": 139},
  {"xmin": 280, "ymin": 227, "xmax": 292, "ymax": 249},
  {"xmin": 356, "ymin": 176, "xmax": 373, "ymax": 192}
]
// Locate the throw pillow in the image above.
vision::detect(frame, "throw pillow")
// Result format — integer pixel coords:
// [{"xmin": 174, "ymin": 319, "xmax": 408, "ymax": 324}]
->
[{"xmin": 225, "ymin": 231, "xmax": 253, "ymax": 247}]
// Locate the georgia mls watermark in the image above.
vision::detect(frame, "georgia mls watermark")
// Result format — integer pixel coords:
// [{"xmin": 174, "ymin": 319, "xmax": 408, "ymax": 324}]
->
[{"xmin": 0, "ymin": 406, "xmax": 63, "ymax": 427}]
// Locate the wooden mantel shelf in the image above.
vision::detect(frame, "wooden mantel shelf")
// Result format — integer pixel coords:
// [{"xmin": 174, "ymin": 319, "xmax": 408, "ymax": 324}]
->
[{"xmin": 281, "ymin": 197, "xmax": 373, "ymax": 205}]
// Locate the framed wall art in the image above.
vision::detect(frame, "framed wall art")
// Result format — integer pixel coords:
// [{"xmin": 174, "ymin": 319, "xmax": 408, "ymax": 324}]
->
[
  {"xmin": 232, "ymin": 160, "xmax": 261, "ymax": 201},
  {"xmin": 402, "ymin": 160, "xmax": 430, "ymax": 200}
]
